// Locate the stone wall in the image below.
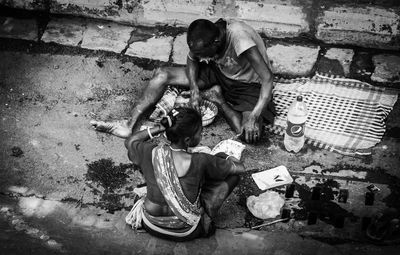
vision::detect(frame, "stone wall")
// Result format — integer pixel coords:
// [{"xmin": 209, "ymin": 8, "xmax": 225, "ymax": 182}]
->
[{"xmin": 1, "ymin": 0, "xmax": 399, "ymax": 50}]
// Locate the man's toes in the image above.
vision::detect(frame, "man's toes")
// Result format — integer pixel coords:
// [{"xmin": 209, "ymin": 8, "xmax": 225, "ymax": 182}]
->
[{"xmin": 91, "ymin": 121, "xmax": 113, "ymax": 132}]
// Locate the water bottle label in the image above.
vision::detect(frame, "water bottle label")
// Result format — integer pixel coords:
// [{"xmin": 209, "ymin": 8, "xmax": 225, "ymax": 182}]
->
[{"xmin": 286, "ymin": 121, "xmax": 305, "ymax": 137}]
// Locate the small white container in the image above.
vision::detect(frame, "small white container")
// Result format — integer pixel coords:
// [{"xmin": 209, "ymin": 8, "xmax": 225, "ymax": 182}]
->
[{"xmin": 252, "ymin": 165, "xmax": 293, "ymax": 190}]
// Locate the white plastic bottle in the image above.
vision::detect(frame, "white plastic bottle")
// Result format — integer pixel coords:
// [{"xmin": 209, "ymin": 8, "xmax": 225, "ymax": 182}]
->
[{"xmin": 284, "ymin": 95, "xmax": 308, "ymax": 153}]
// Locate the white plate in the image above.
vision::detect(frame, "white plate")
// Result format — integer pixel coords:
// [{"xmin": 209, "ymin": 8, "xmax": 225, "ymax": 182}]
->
[{"xmin": 252, "ymin": 165, "xmax": 293, "ymax": 190}]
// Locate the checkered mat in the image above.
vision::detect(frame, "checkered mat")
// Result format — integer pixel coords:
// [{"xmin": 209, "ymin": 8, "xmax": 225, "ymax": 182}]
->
[{"xmin": 267, "ymin": 73, "xmax": 398, "ymax": 155}]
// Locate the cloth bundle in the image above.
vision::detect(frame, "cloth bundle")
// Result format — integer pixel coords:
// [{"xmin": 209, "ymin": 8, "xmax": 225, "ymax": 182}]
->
[
  {"xmin": 148, "ymin": 87, "xmax": 192, "ymax": 122},
  {"xmin": 268, "ymin": 73, "xmax": 398, "ymax": 155},
  {"xmin": 149, "ymin": 86, "xmax": 179, "ymax": 122}
]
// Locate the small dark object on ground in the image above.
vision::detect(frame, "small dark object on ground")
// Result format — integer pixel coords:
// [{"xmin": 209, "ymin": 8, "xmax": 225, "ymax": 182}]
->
[
  {"xmin": 311, "ymin": 186, "xmax": 321, "ymax": 200},
  {"xmin": 281, "ymin": 208, "xmax": 291, "ymax": 222},
  {"xmin": 367, "ymin": 184, "xmax": 380, "ymax": 192},
  {"xmin": 11, "ymin": 146, "xmax": 24, "ymax": 157},
  {"xmin": 365, "ymin": 191, "xmax": 375, "ymax": 205},
  {"xmin": 338, "ymin": 189, "xmax": 349, "ymax": 203},
  {"xmin": 285, "ymin": 184, "xmax": 295, "ymax": 198}
]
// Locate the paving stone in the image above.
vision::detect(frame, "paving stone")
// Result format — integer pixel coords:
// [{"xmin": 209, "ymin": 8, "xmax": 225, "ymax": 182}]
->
[
  {"xmin": 126, "ymin": 36, "xmax": 173, "ymax": 62},
  {"xmin": 324, "ymin": 48, "xmax": 354, "ymax": 76},
  {"xmin": 371, "ymin": 54, "xmax": 400, "ymax": 83},
  {"xmin": 142, "ymin": 0, "xmax": 215, "ymax": 26},
  {"xmin": 316, "ymin": 6, "xmax": 400, "ymax": 50},
  {"xmin": 235, "ymin": 0, "xmax": 310, "ymax": 38},
  {"xmin": 172, "ymin": 33, "xmax": 189, "ymax": 65},
  {"xmin": 266, "ymin": 44, "xmax": 320, "ymax": 77},
  {"xmin": 316, "ymin": 48, "xmax": 354, "ymax": 77},
  {"xmin": 0, "ymin": 17, "xmax": 38, "ymax": 41},
  {"xmin": 41, "ymin": 18, "xmax": 86, "ymax": 46},
  {"xmin": 81, "ymin": 21, "xmax": 133, "ymax": 53}
]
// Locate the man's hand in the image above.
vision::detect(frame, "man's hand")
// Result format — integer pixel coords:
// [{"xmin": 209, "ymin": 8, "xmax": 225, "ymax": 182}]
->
[
  {"xmin": 241, "ymin": 112, "xmax": 261, "ymax": 144},
  {"xmin": 190, "ymin": 87, "xmax": 201, "ymax": 112}
]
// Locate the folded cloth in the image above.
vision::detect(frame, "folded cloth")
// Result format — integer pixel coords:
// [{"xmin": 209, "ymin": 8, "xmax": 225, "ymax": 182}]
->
[
  {"xmin": 149, "ymin": 86, "xmax": 179, "ymax": 122},
  {"xmin": 267, "ymin": 73, "xmax": 398, "ymax": 155}
]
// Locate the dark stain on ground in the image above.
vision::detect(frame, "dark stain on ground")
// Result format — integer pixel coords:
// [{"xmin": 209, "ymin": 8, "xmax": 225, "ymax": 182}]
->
[
  {"xmin": 85, "ymin": 158, "xmax": 138, "ymax": 213},
  {"xmin": 97, "ymin": 193, "xmax": 131, "ymax": 213},
  {"xmin": 11, "ymin": 146, "xmax": 24, "ymax": 157},
  {"xmin": 85, "ymin": 158, "xmax": 133, "ymax": 192},
  {"xmin": 323, "ymin": 163, "xmax": 400, "ymax": 210},
  {"xmin": 383, "ymin": 177, "xmax": 400, "ymax": 210},
  {"xmin": 386, "ymin": 127, "xmax": 400, "ymax": 138},
  {"xmin": 295, "ymin": 179, "xmax": 355, "ymax": 226},
  {"xmin": 306, "ymin": 161, "xmax": 325, "ymax": 169},
  {"xmin": 315, "ymin": 57, "xmax": 345, "ymax": 77}
]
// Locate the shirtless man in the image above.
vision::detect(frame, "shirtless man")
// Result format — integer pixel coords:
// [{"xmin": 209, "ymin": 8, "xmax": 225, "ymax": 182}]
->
[{"xmin": 91, "ymin": 18, "xmax": 275, "ymax": 144}]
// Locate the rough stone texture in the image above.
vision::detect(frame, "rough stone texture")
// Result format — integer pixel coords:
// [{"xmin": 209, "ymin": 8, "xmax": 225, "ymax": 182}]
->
[
  {"xmin": 322, "ymin": 48, "xmax": 354, "ymax": 76},
  {"xmin": 316, "ymin": 6, "xmax": 400, "ymax": 50},
  {"xmin": 235, "ymin": 0, "xmax": 310, "ymax": 38},
  {"xmin": 81, "ymin": 21, "xmax": 133, "ymax": 53},
  {"xmin": 0, "ymin": 0, "xmax": 47, "ymax": 10},
  {"xmin": 41, "ymin": 18, "xmax": 86, "ymax": 46},
  {"xmin": 0, "ymin": 17, "xmax": 38, "ymax": 41},
  {"xmin": 266, "ymin": 44, "xmax": 320, "ymax": 77},
  {"xmin": 142, "ymin": 0, "xmax": 215, "ymax": 26},
  {"xmin": 371, "ymin": 54, "xmax": 400, "ymax": 83},
  {"xmin": 50, "ymin": 0, "xmax": 117, "ymax": 16},
  {"xmin": 172, "ymin": 33, "xmax": 189, "ymax": 65},
  {"xmin": 48, "ymin": 0, "xmax": 143, "ymax": 25},
  {"xmin": 125, "ymin": 36, "xmax": 173, "ymax": 62}
]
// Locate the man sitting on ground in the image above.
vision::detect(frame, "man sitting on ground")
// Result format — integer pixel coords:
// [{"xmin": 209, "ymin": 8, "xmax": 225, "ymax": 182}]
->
[{"xmin": 91, "ymin": 18, "xmax": 275, "ymax": 144}]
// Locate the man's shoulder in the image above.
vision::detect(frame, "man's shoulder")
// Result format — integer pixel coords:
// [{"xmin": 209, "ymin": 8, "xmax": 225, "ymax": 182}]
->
[{"xmin": 226, "ymin": 19, "xmax": 255, "ymax": 33}]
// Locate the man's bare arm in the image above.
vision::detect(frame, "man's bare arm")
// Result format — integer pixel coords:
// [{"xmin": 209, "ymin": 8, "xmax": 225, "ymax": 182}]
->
[
  {"xmin": 241, "ymin": 46, "xmax": 273, "ymax": 143},
  {"xmin": 186, "ymin": 52, "xmax": 201, "ymax": 111}
]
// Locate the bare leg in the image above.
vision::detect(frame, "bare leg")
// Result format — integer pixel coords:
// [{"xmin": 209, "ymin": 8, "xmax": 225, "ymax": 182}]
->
[
  {"xmin": 201, "ymin": 85, "xmax": 242, "ymax": 134},
  {"xmin": 91, "ymin": 66, "xmax": 192, "ymax": 138}
]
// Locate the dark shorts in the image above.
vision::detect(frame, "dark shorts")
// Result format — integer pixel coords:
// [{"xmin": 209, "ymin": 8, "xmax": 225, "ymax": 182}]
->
[{"xmin": 197, "ymin": 62, "xmax": 276, "ymax": 124}]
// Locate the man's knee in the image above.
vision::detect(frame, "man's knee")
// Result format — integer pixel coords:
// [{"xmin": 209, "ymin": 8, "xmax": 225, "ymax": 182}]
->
[{"xmin": 151, "ymin": 67, "xmax": 170, "ymax": 87}]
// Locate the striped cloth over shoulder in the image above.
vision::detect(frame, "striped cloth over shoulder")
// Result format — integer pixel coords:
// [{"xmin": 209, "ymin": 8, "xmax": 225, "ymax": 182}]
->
[{"xmin": 267, "ymin": 73, "xmax": 398, "ymax": 155}]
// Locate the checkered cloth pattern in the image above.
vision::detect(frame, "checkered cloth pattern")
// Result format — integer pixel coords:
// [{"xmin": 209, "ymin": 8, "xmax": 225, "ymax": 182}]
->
[{"xmin": 267, "ymin": 73, "xmax": 398, "ymax": 155}]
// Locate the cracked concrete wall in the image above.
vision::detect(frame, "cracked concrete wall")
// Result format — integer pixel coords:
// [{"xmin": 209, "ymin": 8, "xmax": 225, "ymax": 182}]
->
[{"xmin": 1, "ymin": 0, "xmax": 399, "ymax": 50}]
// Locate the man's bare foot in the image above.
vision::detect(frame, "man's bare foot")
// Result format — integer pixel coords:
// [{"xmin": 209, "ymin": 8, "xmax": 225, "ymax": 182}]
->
[
  {"xmin": 90, "ymin": 120, "xmax": 132, "ymax": 138},
  {"xmin": 201, "ymin": 85, "xmax": 224, "ymax": 105}
]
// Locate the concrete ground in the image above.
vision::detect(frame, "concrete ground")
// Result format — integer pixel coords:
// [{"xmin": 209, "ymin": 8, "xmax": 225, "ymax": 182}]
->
[{"xmin": 0, "ymin": 13, "xmax": 400, "ymax": 255}]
